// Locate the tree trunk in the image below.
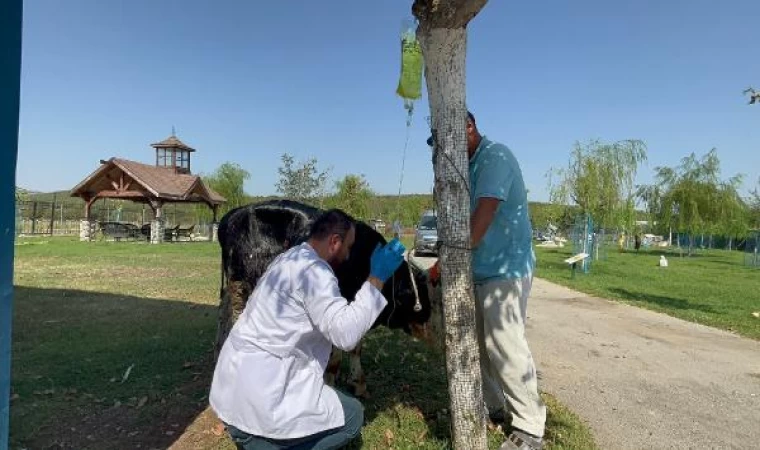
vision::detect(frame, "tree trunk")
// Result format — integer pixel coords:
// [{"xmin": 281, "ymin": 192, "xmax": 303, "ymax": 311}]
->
[{"xmin": 418, "ymin": 26, "xmax": 488, "ymax": 450}]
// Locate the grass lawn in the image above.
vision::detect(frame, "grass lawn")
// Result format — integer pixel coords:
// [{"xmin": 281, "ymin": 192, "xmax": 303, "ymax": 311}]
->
[
  {"xmin": 10, "ymin": 237, "xmax": 596, "ymax": 449},
  {"xmin": 535, "ymin": 245, "xmax": 760, "ymax": 340}
]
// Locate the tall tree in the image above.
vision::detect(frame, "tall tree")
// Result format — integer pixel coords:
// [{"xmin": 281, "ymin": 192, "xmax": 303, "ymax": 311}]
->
[
  {"xmin": 203, "ymin": 162, "xmax": 251, "ymax": 215},
  {"xmin": 275, "ymin": 153, "xmax": 330, "ymax": 205},
  {"xmin": 655, "ymin": 149, "xmax": 745, "ymax": 255},
  {"xmin": 331, "ymin": 174, "xmax": 374, "ymax": 220},
  {"xmin": 748, "ymin": 177, "xmax": 760, "ymax": 229},
  {"xmin": 549, "ymin": 139, "xmax": 647, "ymax": 233},
  {"xmin": 715, "ymin": 175, "xmax": 748, "ymax": 250},
  {"xmin": 635, "ymin": 183, "xmax": 663, "ymax": 233},
  {"xmin": 413, "ymin": 0, "xmax": 489, "ymax": 448}
]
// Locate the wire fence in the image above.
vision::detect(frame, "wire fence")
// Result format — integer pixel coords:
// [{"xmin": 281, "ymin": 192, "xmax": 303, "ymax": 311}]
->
[{"xmin": 15, "ymin": 198, "xmax": 215, "ymax": 238}]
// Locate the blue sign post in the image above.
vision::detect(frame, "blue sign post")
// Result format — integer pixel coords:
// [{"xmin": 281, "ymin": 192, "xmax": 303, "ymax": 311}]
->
[{"xmin": 1, "ymin": 1, "xmax": 23, "ymax": 448}]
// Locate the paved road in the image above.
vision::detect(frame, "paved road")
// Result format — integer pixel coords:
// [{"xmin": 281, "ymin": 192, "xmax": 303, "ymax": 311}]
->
[{"xmin": 409, "ymin": 255, "xmax": 760, "ymax": 449}]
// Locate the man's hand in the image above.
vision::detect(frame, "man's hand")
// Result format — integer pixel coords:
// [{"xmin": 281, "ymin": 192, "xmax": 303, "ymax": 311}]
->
[{"xmin": 369, "ymin": 237, "xmax": 406, "ymax": 283}]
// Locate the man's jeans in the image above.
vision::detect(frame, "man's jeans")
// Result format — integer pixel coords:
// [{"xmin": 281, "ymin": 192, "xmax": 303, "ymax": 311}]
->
[
  {"xmin": 475, "ymin": 275, "xmax": 546, "ymax": 438},
  {"xmin": 226, "ymin": 390, "xmax": 363, "ymax": 450}
]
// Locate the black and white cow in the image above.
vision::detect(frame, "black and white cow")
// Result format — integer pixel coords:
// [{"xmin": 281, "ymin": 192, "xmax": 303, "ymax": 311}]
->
[{"xmin": 214, "ymin": 199, "xmax": 431, "ymax": 397}]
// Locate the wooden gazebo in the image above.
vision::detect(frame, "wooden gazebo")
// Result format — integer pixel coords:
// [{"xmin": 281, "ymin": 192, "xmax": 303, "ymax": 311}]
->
[{"xmin": 70, "ymin": 134, "xmax": 226, "ymax": 243}]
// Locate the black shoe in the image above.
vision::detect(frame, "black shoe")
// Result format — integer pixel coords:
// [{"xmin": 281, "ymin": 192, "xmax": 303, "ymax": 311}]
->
[{"xmin": 488, "ymin": 408, "xmax": 508, "ymax": 425}]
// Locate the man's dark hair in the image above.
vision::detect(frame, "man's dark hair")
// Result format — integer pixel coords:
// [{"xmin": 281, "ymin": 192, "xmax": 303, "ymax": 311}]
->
[
  {"xmin": 309, "ymin": 209, "xmax": 354, "ymax": 241},
  {"xmin": 427, "ymin": 110, "xmax": 476, "ymax": 147}
]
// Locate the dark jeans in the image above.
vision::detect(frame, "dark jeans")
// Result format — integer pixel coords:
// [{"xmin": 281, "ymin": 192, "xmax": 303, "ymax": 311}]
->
[{"xmin": 226, "ymin": 390, "xmax": 363, "ymax": 450}]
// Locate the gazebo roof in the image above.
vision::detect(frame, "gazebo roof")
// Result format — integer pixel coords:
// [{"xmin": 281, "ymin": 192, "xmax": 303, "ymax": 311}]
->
[
  {"xmin": 70, "ymin": 157, "xmax": 225, "ymax": 205},
  {"xmin": 150, "ymin": 135, "xmax": 196, "ymax": 152}
]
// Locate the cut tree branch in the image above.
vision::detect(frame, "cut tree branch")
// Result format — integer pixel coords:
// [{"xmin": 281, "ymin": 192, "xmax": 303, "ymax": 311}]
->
[{"xmin": 412, "ymin": 0, "xmax": 488, "ymax": 29}]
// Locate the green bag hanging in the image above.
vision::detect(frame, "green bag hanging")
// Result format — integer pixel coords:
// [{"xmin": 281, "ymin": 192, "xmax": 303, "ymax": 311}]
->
[{"xmin": 396, "ymin": 25, "xmax": 423, "ymax": 101}]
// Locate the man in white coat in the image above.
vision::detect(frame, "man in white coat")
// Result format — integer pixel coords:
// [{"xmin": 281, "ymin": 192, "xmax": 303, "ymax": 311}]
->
[{"xmin": 210, "ymin": 209, "xmax": 406, "ymax": 449}]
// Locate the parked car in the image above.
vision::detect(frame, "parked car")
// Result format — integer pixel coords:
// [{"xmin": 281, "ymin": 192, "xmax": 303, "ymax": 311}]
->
[{"xmin": 414, "ymin": 210, "xmax": 438, "ymax": 256}]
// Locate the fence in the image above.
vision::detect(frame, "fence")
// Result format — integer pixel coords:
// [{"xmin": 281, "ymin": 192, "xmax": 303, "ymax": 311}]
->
[
  {"xmin": 15, "ymin": 198, "xmax": 215, "ymax": 238},
  {"xmin": 746, "ymin": 232, "xmax": 760, "ymax": 268}
]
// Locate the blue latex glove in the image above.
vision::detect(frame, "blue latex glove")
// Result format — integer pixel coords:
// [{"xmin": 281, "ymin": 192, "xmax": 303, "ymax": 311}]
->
[{"xmin": 369, "ymin": 238, "xmax": 406, "ymax": 283}]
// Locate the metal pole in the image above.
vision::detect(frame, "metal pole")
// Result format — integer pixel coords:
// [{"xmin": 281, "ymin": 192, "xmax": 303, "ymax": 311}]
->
[
  {"xmin": 49, "ymin": 195, "xmax": 56, "ymax": 236},
  {"xmin": 31, "ymin": 201, "xmax": 37, "ymax": 234},
  {"xmin": 1, "ymin": 2, "xmax": 23, "ymax": 448}
]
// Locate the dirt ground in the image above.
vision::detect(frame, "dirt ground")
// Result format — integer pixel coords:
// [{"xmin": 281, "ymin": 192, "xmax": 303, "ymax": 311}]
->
[{"xmin": 528, "ymin": 278, "xmax": 760, "ymax": 450}]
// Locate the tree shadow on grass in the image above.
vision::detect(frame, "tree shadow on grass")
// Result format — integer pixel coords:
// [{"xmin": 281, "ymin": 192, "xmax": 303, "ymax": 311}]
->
[
  {"xmin": 11, "ymin": 286, "xmax": 219, "ymax": 450},
  {"xmin": 608, "ymin": 287, "xmax": 717, "ymax": 314},
  {"xmin": 12, "ymin": 286, "xmax": 459, "ymax": 450}
]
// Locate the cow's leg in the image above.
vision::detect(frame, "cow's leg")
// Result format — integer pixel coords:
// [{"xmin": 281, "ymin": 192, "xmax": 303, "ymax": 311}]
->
[
  {"xmin": 214, "ymin": 280, "xmax": 251, "ymax": 363},
  {"xmin": 324, "ymin": 346, "xmax": 343, "ymax": 387},
  {"xmin": 347, "ymin": 340, "xmax": 369, "ymax": 399},
  {"xmin": 211, "ymin": 279, "xmax": 251, "ymax": 436}
]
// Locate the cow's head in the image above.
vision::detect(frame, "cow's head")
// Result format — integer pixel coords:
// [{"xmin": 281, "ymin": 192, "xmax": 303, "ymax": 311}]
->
[{"xmin": 333, "ymin": 222, "xmax": 431, "ymax": 340}]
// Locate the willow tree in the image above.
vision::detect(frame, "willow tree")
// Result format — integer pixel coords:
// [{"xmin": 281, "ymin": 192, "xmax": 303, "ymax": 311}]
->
[
  {"xmin": 654, "ymin": 149, "xmax": 745, "ymax": 255},
  {"xmin": 548, "ymin": 139, "xmax": 647, "ymax": 233},
  {"xmin": 751, "ymin": 178, "xmax": 760, "ymax": 229},
  {"xmin": 412, "ymin": 1, "xmax": 489, "ymax": 448}
]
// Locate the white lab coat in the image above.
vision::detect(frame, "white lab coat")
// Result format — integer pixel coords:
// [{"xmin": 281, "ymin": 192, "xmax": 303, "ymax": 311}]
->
[{"xmin": 209, "ymin": 242, "xmax": 387, "ymax": 439}]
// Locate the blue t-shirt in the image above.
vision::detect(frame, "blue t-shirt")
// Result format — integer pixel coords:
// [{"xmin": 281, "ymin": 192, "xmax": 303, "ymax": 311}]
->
[{"xmin": 469, "ymin": 136, "xmax": 535, "ymax": 283}]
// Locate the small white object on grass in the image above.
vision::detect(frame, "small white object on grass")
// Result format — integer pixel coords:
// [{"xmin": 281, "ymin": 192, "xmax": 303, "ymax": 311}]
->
[
  {"xmin": 752, "ymin": 312, "xmax": 760, "ymax": 319},
  {"xmin": 121, "ymin": 364, "xmax": 135, "ymax": 383},
  {"xmin": 659, "ymin": 255, "xmax": 668, "ymax": 267}
]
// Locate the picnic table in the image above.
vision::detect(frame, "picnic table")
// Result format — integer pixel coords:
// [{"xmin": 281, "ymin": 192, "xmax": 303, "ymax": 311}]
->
[{"xmin": 99, "ymin": 222, "xmax": 141, "ymax": 241}]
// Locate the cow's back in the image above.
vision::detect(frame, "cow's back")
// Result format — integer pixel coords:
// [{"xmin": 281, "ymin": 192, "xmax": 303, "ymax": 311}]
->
[{"xmin": 214, "ymin": 200, "xmax": 318, "ymax": 360}]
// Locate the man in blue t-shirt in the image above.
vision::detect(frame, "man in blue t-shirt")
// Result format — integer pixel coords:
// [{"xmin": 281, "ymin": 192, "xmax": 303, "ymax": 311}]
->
[{"xmin": 429, "ymin": 112, "xmax": 546, "ymax": 450}]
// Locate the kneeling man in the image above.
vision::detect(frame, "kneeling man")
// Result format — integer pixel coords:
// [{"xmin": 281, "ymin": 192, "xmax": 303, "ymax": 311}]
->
[{"xmin": 210, "ymin": 209, "xmax": 405, "ymax": 449}]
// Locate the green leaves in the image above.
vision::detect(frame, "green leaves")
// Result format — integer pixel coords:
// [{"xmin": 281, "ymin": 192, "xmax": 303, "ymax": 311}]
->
[
  {"xmin": 329, "ymin": 174, "xmax": 374, "ymax": 220},
  {"xmin": 275, "ymin": 153, "xmax": 330, "ymax": 204},
  {"xmin": 200, "ymin": 162, "xmax": 251, "ymax": 218},
  {"xmin": 653, "ymin": 149, "xmax": 748, "ymax": 253},
  {"xmin": 548, "ymin": 139, "xmax": 648, "ymax": 232}
]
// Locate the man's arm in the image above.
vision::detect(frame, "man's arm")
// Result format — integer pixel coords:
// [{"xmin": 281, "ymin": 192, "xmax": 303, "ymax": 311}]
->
[
  {"xmin": 429, "ymin": 198, "xmax": 499, "ymax": 287},
  {"xmin": 471, "ymin": 197, "xmax": 500, "ymax": 248},
  {"xmin": 367, "ymin": 276, "xmax": 384, "ymax": 291},
  {"xmin": 302, "ymin": 263, "xmax": 388, "ymax": 352}
]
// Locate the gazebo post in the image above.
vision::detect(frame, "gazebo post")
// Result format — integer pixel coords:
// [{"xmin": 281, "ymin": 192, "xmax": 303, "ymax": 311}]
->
[
  {"xmin": 80, "ymin": 196, "xmax": 97, "ymax": 242},
  {"xmin": 149, "ymin": 199, "xmax": 164, "ymax": 244},
  {"xmin": 211, "ymin": 204, "xmax": 219, "ymax": 243}
]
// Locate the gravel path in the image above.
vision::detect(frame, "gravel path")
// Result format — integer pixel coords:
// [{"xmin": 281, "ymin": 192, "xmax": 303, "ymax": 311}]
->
[{"xmin": 528, "ymin": 278, "xmax": 760, "ymax": 450}]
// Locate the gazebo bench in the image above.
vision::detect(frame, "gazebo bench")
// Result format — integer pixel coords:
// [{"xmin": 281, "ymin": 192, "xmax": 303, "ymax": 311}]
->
[
  {"xmin": 176, "ymin": 225, "xmax": 195, "ymax": 241},
  {"xmin": 100, "ymin": 222, "xmax": 141, "ymax": 241}
]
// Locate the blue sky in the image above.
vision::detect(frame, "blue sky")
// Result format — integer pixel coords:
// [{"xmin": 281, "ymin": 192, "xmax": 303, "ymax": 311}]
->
[{"xmin": 17, "ymin": 0, "xmax": 760, "ymax": 201}]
